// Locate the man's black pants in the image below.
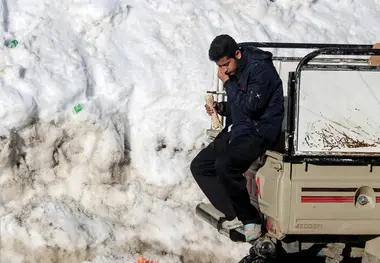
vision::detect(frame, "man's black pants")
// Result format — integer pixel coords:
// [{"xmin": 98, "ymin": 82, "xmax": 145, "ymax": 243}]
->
[{"xmin": 190, "ymin": 132, "xmax": 268, "ymax": 225}]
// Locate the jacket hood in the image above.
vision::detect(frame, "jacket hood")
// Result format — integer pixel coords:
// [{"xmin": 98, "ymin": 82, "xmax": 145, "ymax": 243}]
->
[
  {"xmin": 235, "ymin": 46, "xmax": 273, "ymax": 77},
  {"xmin": 241, "ymin": 46, "xmax": 273, "ymax": 61}
]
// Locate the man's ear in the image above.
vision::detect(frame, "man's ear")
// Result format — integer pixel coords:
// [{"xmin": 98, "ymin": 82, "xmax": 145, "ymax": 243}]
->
[{"xmin": 235, "ymin": 49, "xmax": 242, "ymax": 60}]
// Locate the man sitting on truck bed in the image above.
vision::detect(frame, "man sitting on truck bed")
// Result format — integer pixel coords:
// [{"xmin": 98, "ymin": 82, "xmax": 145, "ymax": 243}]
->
[{"xmin": 190, "ymin": 34, "xmax": 284, "ymax": 242}]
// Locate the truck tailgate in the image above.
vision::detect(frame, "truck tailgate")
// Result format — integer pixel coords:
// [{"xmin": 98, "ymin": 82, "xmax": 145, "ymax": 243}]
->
[{"xmin": 289, "ymin": 163, "xmax": 380, "ymax": 235}]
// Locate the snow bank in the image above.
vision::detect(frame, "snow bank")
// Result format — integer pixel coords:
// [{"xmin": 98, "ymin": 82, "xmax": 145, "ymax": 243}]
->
[{"xmin": 0, "ymin": 0, "xmax": 379, "ymax": 262}]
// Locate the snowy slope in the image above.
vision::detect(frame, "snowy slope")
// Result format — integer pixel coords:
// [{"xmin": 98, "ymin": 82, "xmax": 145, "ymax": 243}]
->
[{"xmin": 0, "ymin": 0, "xmax": 380, "ymax": 262}]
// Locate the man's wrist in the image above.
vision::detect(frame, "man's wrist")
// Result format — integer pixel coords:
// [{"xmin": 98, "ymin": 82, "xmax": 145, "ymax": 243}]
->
[{"xmin": 214, "ymin": 102, "xmax": 224, "ymax": 115}]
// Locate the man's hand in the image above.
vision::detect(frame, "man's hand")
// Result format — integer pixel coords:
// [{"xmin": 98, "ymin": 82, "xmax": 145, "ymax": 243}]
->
[
  {"xmin": 205, "ymin": 102, "xmax": 224, "ymax": 116},
  {"xmin": 218, "ymin": 67, "xmax": 229, "ymax": 83},
  {"xmin": 205, "ymin": 103, "xmax": 216, "ymax": 116}
]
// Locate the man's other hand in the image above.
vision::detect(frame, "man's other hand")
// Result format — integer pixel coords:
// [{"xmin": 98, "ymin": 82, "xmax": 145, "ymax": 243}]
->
[{"xmin": 218, "ymin": 67, "xmax": 230, "ymax": 83}]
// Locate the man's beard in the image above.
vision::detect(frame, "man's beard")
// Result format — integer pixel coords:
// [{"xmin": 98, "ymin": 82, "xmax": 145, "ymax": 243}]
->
[{"xmin": 226, "ymin": 70, "xmax": 236, "ymax": 76}]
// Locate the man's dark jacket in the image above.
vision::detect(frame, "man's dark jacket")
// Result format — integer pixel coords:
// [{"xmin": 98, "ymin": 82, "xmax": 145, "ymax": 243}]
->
[{"xmin": 217, "ymin": 46, "xmax": 284, "ymax": 144}]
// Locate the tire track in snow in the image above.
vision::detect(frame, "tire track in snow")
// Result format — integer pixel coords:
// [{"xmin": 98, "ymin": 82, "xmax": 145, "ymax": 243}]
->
[
  {"xmin": 2, "ymin": 0, "xmax": 8, "ymax": 32},
  {"xmin": 80, "ymin": 55, "xmax": 95, "ymax": 99}
]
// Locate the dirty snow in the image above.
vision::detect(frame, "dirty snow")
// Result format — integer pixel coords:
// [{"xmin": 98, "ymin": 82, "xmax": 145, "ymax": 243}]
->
[{"xmin": 0, "ymin": 0, "xmax": 380, "ymax": 262}]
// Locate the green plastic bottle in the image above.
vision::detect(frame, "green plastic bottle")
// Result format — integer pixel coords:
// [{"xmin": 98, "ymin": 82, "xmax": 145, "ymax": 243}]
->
[
  {"xmin": 6, "ymin": 40, "xmax": 18, "ymax": 48},
  {"xmin": 73, "ymin": 104, "xmax": 83, "ymax": 114}
]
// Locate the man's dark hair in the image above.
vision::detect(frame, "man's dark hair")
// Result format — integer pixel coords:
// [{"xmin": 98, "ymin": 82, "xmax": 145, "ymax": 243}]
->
[{"xmin": 208, "ymin": 34, "xmax": 239, "ymax": 62}]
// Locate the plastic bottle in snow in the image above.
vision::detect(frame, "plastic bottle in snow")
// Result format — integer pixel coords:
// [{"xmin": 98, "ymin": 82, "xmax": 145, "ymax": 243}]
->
[
  {"xmin": 73, "ymin": 104, "xmax": 83, "ymax": 114},
  {"xmin": 6, "ymin": 40, "xmax": 18, "ymax": 48}
]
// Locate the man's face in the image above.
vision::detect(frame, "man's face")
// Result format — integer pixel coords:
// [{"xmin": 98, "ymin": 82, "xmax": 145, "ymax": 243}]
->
[{"xmin": 215, "ymin": 50, "xmax": 241, "ymax": 76}]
